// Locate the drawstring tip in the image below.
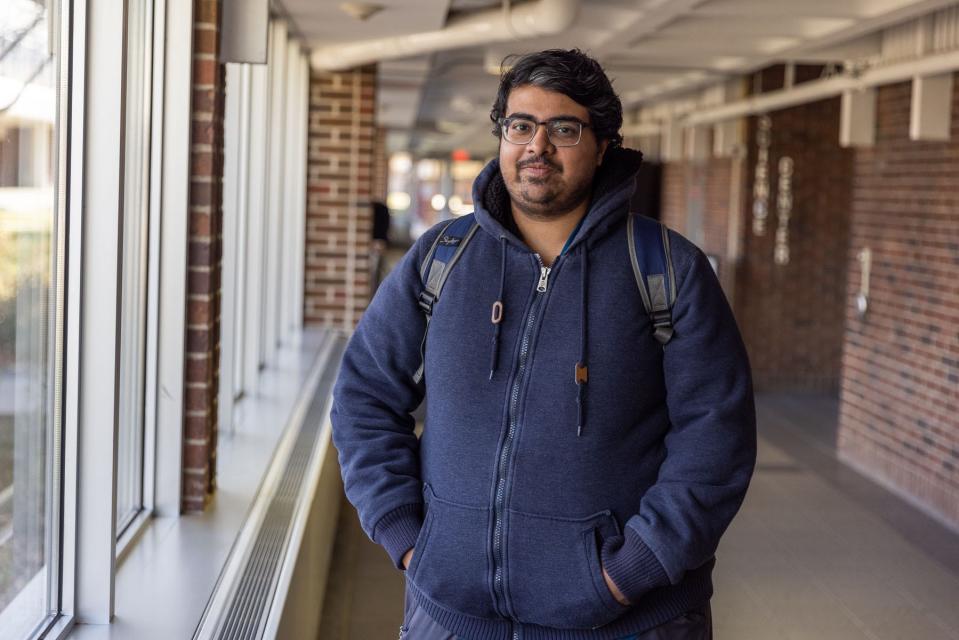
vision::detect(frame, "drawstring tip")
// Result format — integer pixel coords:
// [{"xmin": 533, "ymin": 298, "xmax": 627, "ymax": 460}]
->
[
  {"xmin": 577, "ymin": 424, "xmax": 582, "ymax": 437},
  {"xmin": 488, "ymin": 347, "xmax": 499, "ymax": 380}
]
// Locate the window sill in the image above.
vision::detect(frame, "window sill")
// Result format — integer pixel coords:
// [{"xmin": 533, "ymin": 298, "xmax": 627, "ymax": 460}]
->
[{"xmin": 63, "ymin": 328, "xmax": 330, "ymax": 640}]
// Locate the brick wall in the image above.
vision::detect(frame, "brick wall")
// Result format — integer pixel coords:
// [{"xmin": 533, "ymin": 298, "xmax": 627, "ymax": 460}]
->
[
  {"xmin": 304, "ymin": 65, "xmax": 377, "ymax": 329},
  {"xmin": 734, "ymin": 96, "xmax": 854, "ymax": 392},
  {"xmin": 837, "ymin": 77, "xmax": 959, "ymax": 528},
  {"xmin": 182, "ymin": 0, "xmax": 225, "ymax": 512},
  {"xmin": 660, "ymin": 163, "xmax": 688, "ymax": 234},
  {"xmin": 659, "ymin": 158, "xmax": 738, "ymax": 293}
]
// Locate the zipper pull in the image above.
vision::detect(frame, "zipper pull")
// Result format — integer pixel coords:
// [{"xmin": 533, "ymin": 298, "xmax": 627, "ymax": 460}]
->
[{"xmin": 537, "ymin": 265, "xmax": 551, "ymax": 292}]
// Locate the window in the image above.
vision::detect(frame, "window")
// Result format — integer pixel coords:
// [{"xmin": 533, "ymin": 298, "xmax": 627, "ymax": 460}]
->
[
  {"xmin": 0, "ymin": 0, "xmax": 65, "ymax": 636},
  {"xmin": 116, "ymin": 0, "xmax": 156, "ymax": 537}
]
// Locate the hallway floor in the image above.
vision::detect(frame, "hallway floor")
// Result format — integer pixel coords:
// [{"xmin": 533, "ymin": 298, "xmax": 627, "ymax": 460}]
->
[{"xmin": 318, "ymin": 393, "xmax": 959, "ymax": 640}]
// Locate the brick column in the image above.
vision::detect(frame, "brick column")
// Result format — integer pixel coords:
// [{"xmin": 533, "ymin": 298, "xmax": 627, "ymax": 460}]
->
[
  {"xmin": 372, "ymin": 125, "xmax": 389, "ymax": 203},
  {"xmin": 660, "ymin": 157, "xmax": 742, "ymax": 295},
  {"xmin": 182, "ymin": 0, "xmax": 225, "ymax": 512},
  {"xmin": 734, "ymin": 103, "xmax": 853, "ymax": 391},
  {"xmin": 304, "ymin": 65, "xmax": 376, "ymax": 329},
  {"xmin": 657, "ymin": 65, "xmax": 854, "ymax": 392},
  {"xmin": 728, "ymin": 65, "xmax": 854, "ymax": 392}
]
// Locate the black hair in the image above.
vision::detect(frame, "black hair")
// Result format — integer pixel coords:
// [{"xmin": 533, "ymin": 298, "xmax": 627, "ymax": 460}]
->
[{"xmin": 489, "ymin": 49, "xmax": 623, "ymax": 149}]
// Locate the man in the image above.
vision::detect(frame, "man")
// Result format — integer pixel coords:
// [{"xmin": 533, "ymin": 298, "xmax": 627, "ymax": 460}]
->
[
  {"xmin": 370, "ymin": 200, "xmax": 391, "ymax": 295},
  {"xmin": 331, "ymin": 49, "xmax": 756, "ymax": 639}
]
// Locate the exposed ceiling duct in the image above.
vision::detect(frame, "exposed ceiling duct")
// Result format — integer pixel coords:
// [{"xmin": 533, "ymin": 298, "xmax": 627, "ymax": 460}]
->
[{"xmin": 311, "ymin": 0, "xmax": 580, "ymax": 71}]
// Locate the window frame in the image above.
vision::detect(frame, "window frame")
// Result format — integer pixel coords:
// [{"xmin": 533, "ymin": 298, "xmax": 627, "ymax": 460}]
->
[
  {"xmin": 0, "ymin": 0, "xmax": 70, "ymax": 637},
  {"xmin": 116, "ymin": 0, "xmax": 166, "ymax": 559},
  {"xmin": 115, "ymin": 0, "xmax": 159, "ymax": 544},
  {"xmin": 260, "ymin": 20, "xmax": 288, "ymax": 369},
  {"xmin": 243, "ymin": 30, "xmax": 271, "ymax": 396},
  {"xmin": 55, "ymin": 0, "xmax": 190, "ymax": 632}
]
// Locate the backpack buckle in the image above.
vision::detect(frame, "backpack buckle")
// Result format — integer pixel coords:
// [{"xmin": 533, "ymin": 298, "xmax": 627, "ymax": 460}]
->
[
  {"xmin": 418, "ymin": 290, "xmax": 437, "ymax": 315},
  {"xmin": 650, "ymin": 308, "xmax": 672, "ymax": 328}
]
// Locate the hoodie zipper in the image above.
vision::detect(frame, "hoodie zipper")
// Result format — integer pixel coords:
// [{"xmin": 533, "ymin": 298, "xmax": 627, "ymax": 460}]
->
[
  {"xmin": 536, "ymin": 257, "xmax": 551, "ymax": 292},
  {"xmin": 491, "ymin": 253, "xmax": 557, "ymax": 630}
]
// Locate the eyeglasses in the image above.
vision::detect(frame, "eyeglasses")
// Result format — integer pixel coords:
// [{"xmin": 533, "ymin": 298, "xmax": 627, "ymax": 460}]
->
[{"xmin": 498, "ymin": 116, "xmax": 590, "ymax": 147}]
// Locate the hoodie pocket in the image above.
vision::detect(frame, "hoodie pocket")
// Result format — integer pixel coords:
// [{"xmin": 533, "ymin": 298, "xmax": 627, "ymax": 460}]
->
[
  {"xmin": 404, "ymin": 486, "xmax": 435, "ymax": 578},
  {"xmin": 409, "ymin": 484, "xmax": 496, "ymax": 619},
  {"xmin": 505, "ymin": 508, "xmax": 630, "ymax": 629}
]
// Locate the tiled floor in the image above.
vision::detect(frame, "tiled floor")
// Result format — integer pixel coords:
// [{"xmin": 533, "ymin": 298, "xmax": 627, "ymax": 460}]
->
[{"xmin": 318, "ymin": 393, "xmax": 959, "ymax": 639}]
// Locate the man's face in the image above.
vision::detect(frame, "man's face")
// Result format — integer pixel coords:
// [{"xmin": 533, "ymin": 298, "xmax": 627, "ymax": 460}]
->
[{"xmin": 498, "ymin": 84, "xmax": 609, "ymax": 220}]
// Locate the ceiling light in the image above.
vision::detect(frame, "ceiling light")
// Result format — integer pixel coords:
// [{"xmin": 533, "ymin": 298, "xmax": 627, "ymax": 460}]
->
[
  {"xmin": 339, "ymin": 2, "xmax": 384, "ymax": 21},
  {"xmin": 387, "ymin": 191, "xmax": 411, "ymax": 211},
  {"xmin": 450, "ymin": 95, "xmax": 475, "ymax": 114}
]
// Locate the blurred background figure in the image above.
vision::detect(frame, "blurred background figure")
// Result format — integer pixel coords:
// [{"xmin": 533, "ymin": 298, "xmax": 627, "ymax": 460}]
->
[{"xmin": 370, "ymin": 200, "xmax": 391, "ymax": 296}]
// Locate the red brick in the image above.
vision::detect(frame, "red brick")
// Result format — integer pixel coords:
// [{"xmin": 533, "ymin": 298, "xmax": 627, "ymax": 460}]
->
[
  {"xmin": 187, "ymin": 297, "xmax": 211, "ymax": 324},
  {"xmin": 195, "ymin": 0, "xmax": 219, "ymax": 24},
  {"xmin": 185, "ymin": 354, "xmax": 211, "ymax": 382},
  {"xmin": 193, "ymin": 58, "xmax": 217, "ymax": 85},
  {"xmin": 190, "ymin": 210, "xmax": 211, "ymax": 235},
  {"xmin": 192, "ymin": 150, "xmax": 214, "ymax": 176},
  {"xmin": 193, "ymin": 88, "xmax": 216, "ymax": 112},
  {"xmin": 186, "ymin": 327, "xmax": 210, "ymax": 352},
  {"xmin": 193, "ymin": 27, "xmax": 217, "ymax": 55},
  {"xmin": 188, "ymin": 269, "xmax": 211, "ymax": 293},
  {"xmin": 191, "ymin": 120, "xmax": 215, "ymax": 145},
  {"xmin": 185, "ymin": 414, "xmax": 209, "ymax": 440},
  {"xmin": 188, "ymin": 240, "xmax": 212, "ymax": 266}
]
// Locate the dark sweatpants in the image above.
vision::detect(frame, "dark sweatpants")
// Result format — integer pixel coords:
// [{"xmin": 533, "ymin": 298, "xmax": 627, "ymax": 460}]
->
[{"xmin": 398, "ymin": 584, "xmax": 713, "ymax": 640}]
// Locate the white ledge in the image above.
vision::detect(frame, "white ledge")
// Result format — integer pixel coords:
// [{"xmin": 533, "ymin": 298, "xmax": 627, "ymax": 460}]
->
[{"xmin": 63, "ymin": 329, "xmax": 329, "ymax": 640}]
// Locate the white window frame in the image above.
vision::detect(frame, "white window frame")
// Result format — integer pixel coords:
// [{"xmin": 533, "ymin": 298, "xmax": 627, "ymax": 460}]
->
[
  {"xmin": 56, "ymin": 0, "xmax": 194, "ymax": 632},
  {"xmin": 220, "ymin": 62, "xmax": 251, "ymax": 433},
  {"xmin": 278, "ymin": 42, "xmax": 298, "ymax": 346},
  {"xmin": 261, "ymin": 20, "xmax": 288, "ymax": 367},
  {"xmin": 64, "ymin": 0, "xmax": 126, "ymax": 623},
  {"xmin": 0, "ymin": 0, "xmax": 71, "ymax": 637},
  {"xmin": 151, "ymin": 0, "xmax": 193, "ymax": 520},
  {"xmin": 243, "ymin": 31, "xmax": 271, "ymax": 396},
  {"xmin": 115, "ymin": 0, "xmax": 160, "ymax": 549},
  {"xmin": 290, "ymin": 52, "xmax": 307, "ymax": 333}
]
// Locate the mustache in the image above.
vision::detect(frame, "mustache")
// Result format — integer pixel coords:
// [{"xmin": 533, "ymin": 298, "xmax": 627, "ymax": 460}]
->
[{"xmin": 517, "ymin": 156, "xmax": 561, "ymax": 171}]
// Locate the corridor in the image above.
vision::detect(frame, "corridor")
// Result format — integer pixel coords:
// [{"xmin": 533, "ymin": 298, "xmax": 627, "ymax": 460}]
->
[{"xmin": 319, "ymin": 393, "xmax": 959, "ymax": 640}]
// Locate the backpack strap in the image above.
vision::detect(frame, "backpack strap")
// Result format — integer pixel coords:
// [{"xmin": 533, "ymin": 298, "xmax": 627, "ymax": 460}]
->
[
  {"xmin": 627, "ymin": 213, "xmax": 677, "ymax": 345},
  {"xmin": 413, "ymin": 214, "xmax": 479, "ymax": 384}
]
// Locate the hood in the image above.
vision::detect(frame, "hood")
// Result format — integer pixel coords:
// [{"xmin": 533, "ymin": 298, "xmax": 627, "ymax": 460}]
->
[
  {"xmin": 470, "ymin": 146, "xmax": 644, "ymax": 438},
  {"xmin": 471, "ymin": 145, "xmax": 644, "ymax": 251}
]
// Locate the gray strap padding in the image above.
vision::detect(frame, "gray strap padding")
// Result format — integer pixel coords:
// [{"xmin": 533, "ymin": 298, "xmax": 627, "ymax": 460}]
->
[
  {"xmin": 627, "ymin": 214, "xmax": 675, "ymax": 345},
  {"xmin": 412, "ymin": 223, "xmax": 479, "ymax": 384},
  {"xmin": 647, "ymin": 274, "xmax": 668, "ymax": 312}
]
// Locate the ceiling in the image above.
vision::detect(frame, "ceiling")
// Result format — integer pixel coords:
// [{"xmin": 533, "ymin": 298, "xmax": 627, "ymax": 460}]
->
[{"xmin": 280, "ymin": 0, "xmax": 959, "ymax": 156}]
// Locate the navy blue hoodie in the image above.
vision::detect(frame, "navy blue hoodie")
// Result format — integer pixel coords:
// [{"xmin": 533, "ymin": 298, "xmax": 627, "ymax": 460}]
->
[{"xmin": 331, "ymin": 147, "xmax": 757, "ymax": 639}]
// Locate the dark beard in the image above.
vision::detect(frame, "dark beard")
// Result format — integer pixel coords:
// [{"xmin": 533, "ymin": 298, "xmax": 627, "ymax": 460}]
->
[{"xmin": 506, "ymin": 171, "xmax": 594, "ymax": 221}]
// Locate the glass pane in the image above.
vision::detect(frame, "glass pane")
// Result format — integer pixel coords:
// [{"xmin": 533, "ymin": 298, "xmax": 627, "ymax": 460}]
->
[
  {"xmin": 0, "ymin": 0, "xmax": 60, "ymax": 637},
  {"xmin": 116, "ymin": 0, "xmax": 154, "ymax": 535}
]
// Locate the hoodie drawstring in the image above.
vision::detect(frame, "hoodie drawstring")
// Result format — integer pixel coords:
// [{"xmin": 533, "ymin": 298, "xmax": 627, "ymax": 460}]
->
[
  {"xmin": 488, "ymin": 236, "xmax": 507, "ymax": 380},
  {"xmin": 575, "ymin": 247, "xmax": 589, "ymax": 437}
]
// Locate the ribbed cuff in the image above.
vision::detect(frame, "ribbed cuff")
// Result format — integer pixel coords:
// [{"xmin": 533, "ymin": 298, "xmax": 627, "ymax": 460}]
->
[
  {"xmin": 600, "ymin": 526, "xmax": 670, "ymax": 604},
  {"xmin": 372, "ymin": 503, "xmax": 423, "ymax": 570}
]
